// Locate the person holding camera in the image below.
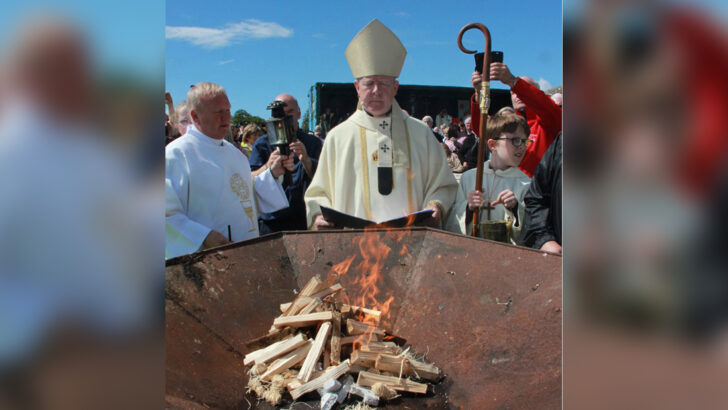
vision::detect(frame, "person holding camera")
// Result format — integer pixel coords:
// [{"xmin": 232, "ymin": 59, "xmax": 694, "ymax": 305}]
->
[
  {"xmin": 165, "ymin": 82, "xmax": 293, "ymax": 258},
  {"xmin": 249, "ymin": 93, "xmax": 323, "ymax": 233},
  {"xmin": 305, "ymin": 19, "xmax": 456, "ymax": 230}
]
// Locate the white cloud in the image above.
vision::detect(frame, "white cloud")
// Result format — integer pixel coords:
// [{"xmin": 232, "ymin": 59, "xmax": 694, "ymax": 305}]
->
[
  {"xmin": 395, "ymin": 11, "xmax": 410, "ymax": 17},
  {"xmin": 312, "ymin": 33, "xmax": 325, "ymax": 39},
  {"xmin": 166, "ymin": 19, "xmax": 293, "ymax": 49},
  {"xmin": 537, "ymin": 78, "xmax": 552, "ymax": 91},
  {"xmin": 218, "ymin": 59, "xmax": 235, "ymax": 65}
]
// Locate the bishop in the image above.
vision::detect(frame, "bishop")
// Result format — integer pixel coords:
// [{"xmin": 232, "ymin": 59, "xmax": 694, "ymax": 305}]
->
[{"xmin": 305, "ymin": 19, "xmax": 457, "ymax": 228}]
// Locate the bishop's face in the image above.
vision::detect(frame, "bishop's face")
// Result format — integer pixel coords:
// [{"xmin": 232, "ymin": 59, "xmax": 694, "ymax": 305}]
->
[
  {"xmin": 192, "ymin": 93, "xmax": 231, "ymax": 139},
  {"xmin": 355, "ymin": 75, "xmax": 399, "ymax": 117}
]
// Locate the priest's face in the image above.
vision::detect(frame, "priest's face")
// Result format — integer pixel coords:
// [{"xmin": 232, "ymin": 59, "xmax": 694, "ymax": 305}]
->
[
  {"xmin": 192, "ymin": 93, "xmax": 231, "ymax": 139},
  {"xmin": 355, "ymin": 75, "xmax": 399, "ymax": 117}
]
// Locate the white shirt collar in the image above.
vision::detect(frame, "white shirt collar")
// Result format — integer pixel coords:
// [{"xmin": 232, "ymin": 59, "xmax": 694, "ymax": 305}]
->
[{"xmin": 187, "ymin": 124, "xmax": 225, "ymax": 147}]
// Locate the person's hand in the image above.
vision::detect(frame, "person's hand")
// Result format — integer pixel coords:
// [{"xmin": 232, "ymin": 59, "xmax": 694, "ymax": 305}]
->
[
  {"xmin": 202, "ymin": 230, "xmax": 231, "ymax": 249},
  {"xmin": 492, "ymin": 189, "xmax": 517, "ymax": 210},
  {"xmin": 421, "ymin": 203, "xmax": 444, "ymax": 228},
  {"xmin": 423, "ymin": 204, "xmax": 441, "ymax": 221},
  {"xmin": 267, "ymin": 150, "xmax": 285, "ymax": 178},
  {"xmin": 489, "ymin": 62, "xmax": 517, "ymax": 88},
  {"xmin": 290, "ymin": 140, "xmax": 313, "ymax": 176},
  {"xmin": 165, "ymin": 92, "xmax": 173, "ymax": 106},
  {"xmin": 289, "ymin": 140, "xmax": 309, "ymax": 162},
  {"xmin": 471, "ymin": 71, "xmax": 482, "ymax": 91},
  {"xmin": 467, "ymin": 190, "xmax": 483, "ymax": 211},
  {"xmin": 312, "ymin": 214, "xmax": 338, "ymax": 230},
  {"xmin": 540, "ymin": 240, "xmax": 562, "ymax": 254},
  {"xmin": 282, "ymin": 152, "xmax": 294, "ymax": 172}
]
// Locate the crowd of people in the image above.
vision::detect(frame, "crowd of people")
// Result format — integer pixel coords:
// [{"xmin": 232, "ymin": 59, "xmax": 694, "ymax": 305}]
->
[
  {"xmin": 422, "ymin": 114, "xmax": 480, "ymax": 179},
  {"xmin": 165, "ymin": 19, "xmax": 563, "ymax": 258}
]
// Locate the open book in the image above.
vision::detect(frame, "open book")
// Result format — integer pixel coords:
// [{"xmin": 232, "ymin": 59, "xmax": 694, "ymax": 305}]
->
[{"xmin": 320, "ymin": 206, "xmax": 434, "ymax": 229}]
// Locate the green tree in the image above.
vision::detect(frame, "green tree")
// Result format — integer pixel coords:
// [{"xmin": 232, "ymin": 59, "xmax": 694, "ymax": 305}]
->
[
  {"xmin": 231, "ymin": 109, "xmax": 266, "ymax": 128},
  {"xmin": 301, "ymin": 108, "xmax": 310, "ymax": 132}
]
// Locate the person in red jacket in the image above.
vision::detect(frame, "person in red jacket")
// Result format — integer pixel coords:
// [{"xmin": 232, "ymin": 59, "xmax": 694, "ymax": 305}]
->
[{"xmin": 470, "ymin": 63, "xmax": 562, "ymax": 177}]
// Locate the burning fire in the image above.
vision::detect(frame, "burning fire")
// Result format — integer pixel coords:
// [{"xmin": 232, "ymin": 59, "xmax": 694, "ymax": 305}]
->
[
  {"xmin": 354, "ymin": 232, "xmax": 395, "ymax": 324},
  {"xmin": 328, "ymin": 227, "xmax": 416, "ymax": 345},
  {"xmin": 331, "ymin": 255, "xmax": 355, "ymax": 276},
  {"xmin": 323, "ymin": 209, "xmax": 422, "ymax": 348}
]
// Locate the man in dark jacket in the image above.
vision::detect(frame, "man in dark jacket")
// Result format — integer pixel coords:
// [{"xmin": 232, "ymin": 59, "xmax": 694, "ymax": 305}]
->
[
  {"xmin": 521, "ymin": 132, "xmax": 562, "ymax": 253},
  {"xmin": 249, "ymin": 93, "xmax": 323, "ymax": 233},
  {"xmin": 458, "ymin": 116, "xmax": 482, "ymax": 170}
]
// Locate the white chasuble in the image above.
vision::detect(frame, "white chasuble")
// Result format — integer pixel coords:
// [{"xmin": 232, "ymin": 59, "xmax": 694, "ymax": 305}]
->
[
  {"xmin": 305, "ymin": 101, "xmax": 457, "ymax": 226},
  {"xmin": 445, "ymin": 160, "xmax": 531, "ymax": 244},
  {"xmin": 166, "ymin": 126, "xmax": 288, "ymax": 258}
]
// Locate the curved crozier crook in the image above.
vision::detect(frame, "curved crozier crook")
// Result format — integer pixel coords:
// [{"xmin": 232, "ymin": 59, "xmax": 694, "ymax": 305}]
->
[{"xmin": 456, "ymin": 23, "xmax": 491, "ymax": 55}]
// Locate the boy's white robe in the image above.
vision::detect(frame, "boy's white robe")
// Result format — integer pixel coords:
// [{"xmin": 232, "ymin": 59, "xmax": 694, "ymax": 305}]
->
[{"xmin": 446, "ymin": 160, "xmax": 531, "ymax": 244}]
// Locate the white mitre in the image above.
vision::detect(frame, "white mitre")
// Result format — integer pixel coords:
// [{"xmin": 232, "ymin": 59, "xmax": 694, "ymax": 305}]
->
[{"xmin": 345, "ymin": 19, "xmax": 407, "ymax": 78}]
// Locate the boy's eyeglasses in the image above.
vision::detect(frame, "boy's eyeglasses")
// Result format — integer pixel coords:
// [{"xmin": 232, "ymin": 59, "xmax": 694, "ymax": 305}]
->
[{"xmin": 493, "ymin": 137, "xmax": 530, "ymax": 147}]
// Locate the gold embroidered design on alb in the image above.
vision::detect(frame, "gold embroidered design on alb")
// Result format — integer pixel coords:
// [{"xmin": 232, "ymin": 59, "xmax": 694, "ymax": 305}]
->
[
  {"xmin": 230, "ymin": 173, "xmax": 250, "ymax": 200},
  {"xmin": 230, "ymin": 173, "xmax": 256, "ymax": 231}
]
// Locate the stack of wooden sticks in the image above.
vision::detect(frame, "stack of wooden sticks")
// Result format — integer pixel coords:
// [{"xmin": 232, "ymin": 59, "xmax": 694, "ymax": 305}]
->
[{"xmin": 244, "ymin": 275, "xmax": 441, "ymax": 408}]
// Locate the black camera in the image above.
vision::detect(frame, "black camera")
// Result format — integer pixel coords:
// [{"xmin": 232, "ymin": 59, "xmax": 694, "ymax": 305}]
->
[
  {"xmin": 267, "ymin": 100, "xmax": 287, "ymax": 119},
  {"xmin": 475, "ymin": 51, "xmax": 503, "ymax": 72}
]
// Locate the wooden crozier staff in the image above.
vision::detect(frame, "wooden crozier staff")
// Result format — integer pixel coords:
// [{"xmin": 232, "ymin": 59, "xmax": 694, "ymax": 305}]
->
[{"xmin": 457, "ymin": 23, "xmax": 492, "ymax": 237}]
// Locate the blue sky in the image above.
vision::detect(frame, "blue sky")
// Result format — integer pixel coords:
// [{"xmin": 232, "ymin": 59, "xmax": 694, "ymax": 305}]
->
[
  {"xmin": 0, "ymin": 0, "xmax": 164, "ymax": 81},
  {"xmin": 166, "ymin": 0, "xmax": 563, "ymax": 119}
]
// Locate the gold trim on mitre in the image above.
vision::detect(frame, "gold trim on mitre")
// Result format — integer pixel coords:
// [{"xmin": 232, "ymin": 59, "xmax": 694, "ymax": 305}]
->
[{"xmin": 345, "ymin": 19, "xmax": 406, "ymax": 78}]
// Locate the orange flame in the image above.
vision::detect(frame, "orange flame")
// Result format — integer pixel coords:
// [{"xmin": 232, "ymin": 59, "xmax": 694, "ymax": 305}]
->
[
  {"xmin": 331, "ymin": 254, "xmax": 356, "ymax": 276},
  {"xmin": 399, "ymin": 243, "xmax": 410, "ymax": 257},
  {"xmin": 328, "ymin": 214, "xmax": 418, "ymax": 342},
  {"xmin": 351, "ymin": 231, "xmax": 396, "ymax": 327},
  {"xmin": 404, "ymin": 212, "xmax": 418, "ymax": 227}
]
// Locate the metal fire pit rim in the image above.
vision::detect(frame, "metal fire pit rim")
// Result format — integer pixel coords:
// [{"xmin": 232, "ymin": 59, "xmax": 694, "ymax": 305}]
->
[
  {"xmin": 166, "ymin": 226, "xmax": 562, "ymax": 409},
  {"xmin": 165, "ymin": 226, "xmax": 561, "ymax": 267}
]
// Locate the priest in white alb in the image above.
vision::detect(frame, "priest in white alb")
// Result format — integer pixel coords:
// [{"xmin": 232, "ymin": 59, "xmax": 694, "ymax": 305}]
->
[
  {"xmin": 305, "ymin": 19, "xmax": 457, "ymax": 229},
  {"xmin": 166, "ymin": 82, "xmax": 292, "ymax": 259}
]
